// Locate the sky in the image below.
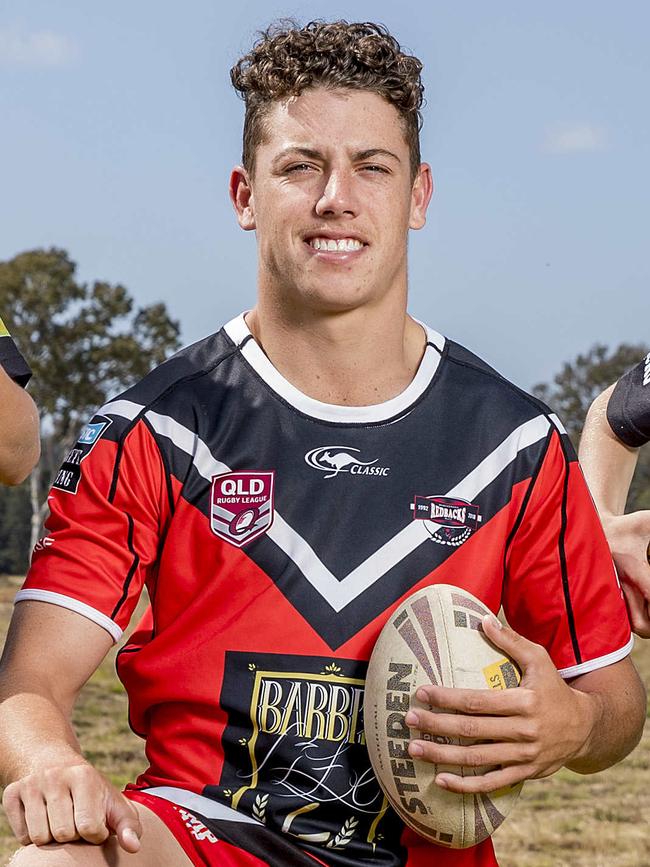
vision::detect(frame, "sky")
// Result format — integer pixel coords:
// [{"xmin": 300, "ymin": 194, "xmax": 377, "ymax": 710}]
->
[{"xmin": 1, "ymin": 1, "xmax": 648, "ymax": 391}]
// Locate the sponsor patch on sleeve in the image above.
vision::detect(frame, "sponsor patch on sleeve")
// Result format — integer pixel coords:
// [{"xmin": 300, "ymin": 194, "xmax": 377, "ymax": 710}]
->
[{"xmin": 52, "ymin": 416, "xmax": 112, "ymax": 494}]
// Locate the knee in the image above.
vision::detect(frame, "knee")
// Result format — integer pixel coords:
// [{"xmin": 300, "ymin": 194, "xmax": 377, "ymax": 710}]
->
[
  {"xmin": 6, "ymin": 842, "xmax": 110, "ymax": 866},
  {"xmin": 7, "ymin": 844, "xmax": 71, "ymax": 866}
]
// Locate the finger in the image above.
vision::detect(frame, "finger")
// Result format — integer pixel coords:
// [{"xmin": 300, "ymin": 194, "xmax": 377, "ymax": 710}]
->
[
  {"xmin": 69, "ymin": 774, "xmax": 109, "ymax": 844},
  {"xmin": 45, "ymin": 790, "xmax": 78, "ymax": 844},
  {"xmin": 408, "ymin": 738, "xmax": 529, "ymax": 768},
  {"xmin": 415, "ymin": 684, "xmax": 530, "ymax": 716},
  {"xmin": 106, "ymin": 795, "xmax": 142, "ymax": 853},
  {"xmin": 2, "ymin": 786, "xmax": 30, "ymax": 846},
  {"xmin": 405, "ymin": 708, "xmax": 524, "ymax": 742},
  {"xmin": 436, "ymin": 763, "xmax": 532, "ymax": 794},
  {"xmin": 21, "ymin": 789, "xmax": 52, "ymax": 847},
  {"xmin": 622, "ymin": 581, "xmax": 650, "ymax": 638},
  {"xmin": 623, "ymin": 565, "xmax": 650, "ymax": 603},
  {"xmin": 480, "ymin": 615, "xmax": 542, "ymax": 671}
]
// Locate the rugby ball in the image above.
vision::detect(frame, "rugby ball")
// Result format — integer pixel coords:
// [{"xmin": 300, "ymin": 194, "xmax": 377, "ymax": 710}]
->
[{"xmin": 364, "ymin": 583, "xmax": 522, "ymax": 849}]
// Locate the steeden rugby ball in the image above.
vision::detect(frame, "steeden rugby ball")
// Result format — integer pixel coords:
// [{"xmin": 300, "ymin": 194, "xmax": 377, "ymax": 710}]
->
[{"xmin": 364, "ymin": 583, "xmax": 522, "ymax": 849}]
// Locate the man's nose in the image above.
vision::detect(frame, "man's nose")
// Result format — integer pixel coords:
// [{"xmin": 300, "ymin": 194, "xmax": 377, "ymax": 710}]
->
[{"xmin": 315, "ymin": 169, "xmax": 357, "ymax": 218}]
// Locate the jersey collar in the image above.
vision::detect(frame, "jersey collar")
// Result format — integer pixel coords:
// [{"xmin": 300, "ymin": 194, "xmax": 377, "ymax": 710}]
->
[{"xmin": 223, "ymin": 312, "xmax": 445, "ymax": 424}]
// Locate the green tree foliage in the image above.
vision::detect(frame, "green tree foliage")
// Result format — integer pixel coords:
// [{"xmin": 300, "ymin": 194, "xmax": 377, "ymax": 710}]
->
[
  {"xmin": 0, "ymin": 483, "xmax": 31, "ymax": 574},
  {"xmin": 0, "ymin": 247, "xmax": 181, "ymax": 565},
  {"xmin": 0, "ymin": 247, "xmax": 181, "ymax": 447},
  {"xmin": 532, "ymin": 342, "xmax": 650, "ymax": 513}
]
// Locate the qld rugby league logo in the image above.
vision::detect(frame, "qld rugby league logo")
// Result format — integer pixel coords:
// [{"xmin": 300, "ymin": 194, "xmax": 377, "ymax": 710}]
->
[
  {"xmin": 211, "ymin": 471, "xmax": 274, "ymax": 548},
  {"xmin": 411, "ymin": 495, "xmax": 482, "ymax": 547}
]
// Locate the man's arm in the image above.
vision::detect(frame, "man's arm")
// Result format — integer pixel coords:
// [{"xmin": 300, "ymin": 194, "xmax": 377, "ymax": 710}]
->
[
  {"xmin": 579, "ymin": 384, "xmax": 650, "ymax": 636},
  {"xmin": 0, "ymin": 364, "xmax": 40, "ymax": 485},
  {"xmin": 0, "ymin": 601, "xmax": 142, "ymax": 850},
  {"xmin": 406, "ymin": 615, "xmax": 646, "ymax": 793}
]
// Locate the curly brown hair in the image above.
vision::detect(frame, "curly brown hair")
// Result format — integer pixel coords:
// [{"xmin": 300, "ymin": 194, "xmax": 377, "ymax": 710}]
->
[{"xmin": 230, "ymin": 20, "xmax": 425, "ymax": 179}]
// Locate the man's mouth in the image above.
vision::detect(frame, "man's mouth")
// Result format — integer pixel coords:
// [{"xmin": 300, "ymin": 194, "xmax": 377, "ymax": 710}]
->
[{"xmin": 306, "ymin": 237, "xmax": 366, "ymax": 252}]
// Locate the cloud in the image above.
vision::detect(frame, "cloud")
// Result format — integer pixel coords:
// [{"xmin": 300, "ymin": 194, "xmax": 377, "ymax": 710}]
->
[
  {"xmin": 0, "ymin": 26, "xmax": 77, "ymax": 67},
  {"xmin": 543, "ymin": 123, "xmax": 607, "ymax": 155}
]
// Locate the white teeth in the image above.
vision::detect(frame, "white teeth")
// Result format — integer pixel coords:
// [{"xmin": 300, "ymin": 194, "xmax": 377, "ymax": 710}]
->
[{"xmin": 309, "ymin": 238, "xmax": 363, "ymax": 251}]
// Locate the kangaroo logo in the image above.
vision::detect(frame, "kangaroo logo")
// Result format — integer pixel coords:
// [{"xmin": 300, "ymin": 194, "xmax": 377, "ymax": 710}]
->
[{"xmin": 304, "ymin": 446, "xmax": 390, "ymax": 479}]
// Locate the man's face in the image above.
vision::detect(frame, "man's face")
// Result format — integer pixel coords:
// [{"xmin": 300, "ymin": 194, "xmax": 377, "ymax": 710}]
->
[{"xmin": 231, "ymin": 87, "xmax": 432, "ymax": 313}]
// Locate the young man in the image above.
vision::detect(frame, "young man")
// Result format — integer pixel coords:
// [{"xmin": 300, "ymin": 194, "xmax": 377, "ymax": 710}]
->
[
  {"xmin": 0, "ymin": 315, "xmax": 39, "ymax": 485},
  {"xmin": 579, "ymin": 352, "xmax": 650, "ymax": 636},
  {"xmin": 0, "ymin": 20, "xmax": 645, "ymax": 867}
]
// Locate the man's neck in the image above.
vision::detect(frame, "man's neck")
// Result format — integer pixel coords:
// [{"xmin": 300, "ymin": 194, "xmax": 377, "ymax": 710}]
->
[{"xmin": 245, "ymin": 300, "xmax": 427, "ymax": 407}]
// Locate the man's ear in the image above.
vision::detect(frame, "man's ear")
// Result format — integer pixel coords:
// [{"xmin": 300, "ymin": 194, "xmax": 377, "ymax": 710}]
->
[
  {"xmin": 230, "ymin": 166, "xmax": 256, "ymax": 231},
  {"xmin": 409, "ymin": 162, "xmax": 434, "ymax": 230}
]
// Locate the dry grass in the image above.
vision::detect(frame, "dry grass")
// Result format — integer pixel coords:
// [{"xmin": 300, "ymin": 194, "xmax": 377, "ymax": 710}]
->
[{"xmin": 0, "ymin": 574, "xmax": 649, "ymax": 865}]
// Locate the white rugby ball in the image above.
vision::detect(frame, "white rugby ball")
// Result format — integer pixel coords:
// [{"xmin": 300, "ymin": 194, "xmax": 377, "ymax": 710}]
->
[{"xmin": 364, "ymin": 583, "xmax": 522, "ymax": 849}]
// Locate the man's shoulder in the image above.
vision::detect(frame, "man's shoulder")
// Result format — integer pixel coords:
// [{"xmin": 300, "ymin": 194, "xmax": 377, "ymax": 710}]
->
[
  {"xmin": 441, "ymin": 334, "xmax": 554, "ymax": 420},
  {"xmin": 107, "ymin": 325, "xmax": 237, "ymax": 414}
]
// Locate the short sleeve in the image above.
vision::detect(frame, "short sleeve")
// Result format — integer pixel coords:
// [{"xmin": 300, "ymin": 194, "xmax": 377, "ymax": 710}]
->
[
  {"xmin": 607, "ymin": 353, "xmax": 650, "ymax": 447},
  {"xmin": 0, "ymin": 315, "xmax": 31, "ymax": 387},
  {"xmin": 17, "ymin": 411, "xmax": 172, "ymax": 642},
  {"xmin": 503, "ymin": 429, "xmax": 632, "ymax": 678}
]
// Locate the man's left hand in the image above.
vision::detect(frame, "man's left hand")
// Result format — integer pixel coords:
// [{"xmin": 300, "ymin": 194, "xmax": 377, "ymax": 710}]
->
[{"xmin": 405, "ymin": 614, "xmax": 597, "ymax": 794}]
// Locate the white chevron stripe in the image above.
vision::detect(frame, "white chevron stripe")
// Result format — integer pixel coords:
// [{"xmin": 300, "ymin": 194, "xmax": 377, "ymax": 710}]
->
[
  {"xmin": 549, "ymin": 413, "xmax": 567, "ymax": 435},
  {"xmin": 146, "ymin": 409, "xmax": 231, "ymax": 479},
  {"xmin": 101, "ymin": 398, "xmax": 143, "ymax": 421},
  {"xmin": 143, "ymin": 786, "xmax": 262, "ymax": 825},
  {"xmin": 100, "ymin": 401, "xmax": 552, "ymax": 612}
]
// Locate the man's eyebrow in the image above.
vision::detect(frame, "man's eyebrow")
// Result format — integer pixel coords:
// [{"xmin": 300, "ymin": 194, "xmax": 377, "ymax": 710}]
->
[
  {"xmin": 353, "ymin": 148, "xmax": 401, "ymax": 163},
  {"xmin": 271, "ymin": 146, "xmax": 402, "ymax": 166},
  {"xmin": 271, "ymin": 147, "xmax": 323, "ymax": 166}
]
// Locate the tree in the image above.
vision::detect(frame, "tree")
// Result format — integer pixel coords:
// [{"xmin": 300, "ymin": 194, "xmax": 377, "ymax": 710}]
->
[
  {"xmin": 0, "ymin": 247, "xmax": 181, "ymax": 553},
  {"xmin": 532, "ymin": 342, "xmax": 650, "ymax": 512}
]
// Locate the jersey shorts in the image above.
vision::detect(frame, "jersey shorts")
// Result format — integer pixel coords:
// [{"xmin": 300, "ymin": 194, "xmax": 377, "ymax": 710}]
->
[
  {"xmin": 126, "ymin": 788, "xmax": 331, "ymax": 866},
  {"xmin": 0, "ymin": 315, "xmax": 31, "ymax": 386},
  {"xmin": 20, "ymin": 313, "xmax": 632, "ymax": 867},
  {"xmin": 607, "ymin": 351, "xmax": 650, "ymax": 446}
]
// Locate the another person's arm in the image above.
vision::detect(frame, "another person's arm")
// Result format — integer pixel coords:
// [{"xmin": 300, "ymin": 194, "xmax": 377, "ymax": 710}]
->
[
  {"xmin": 0, "ymin": 318, "xmax": 39, "ymax": 484},
  {"xmin": 0, "ymin": 366, "xmax": 40, "ymax": 485},
  {"xmin": 579, "ymin": 356, "xmax": 650, "ymax": 636}
]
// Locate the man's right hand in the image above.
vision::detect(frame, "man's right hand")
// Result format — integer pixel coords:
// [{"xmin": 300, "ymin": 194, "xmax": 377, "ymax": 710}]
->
[{"xmin": 2, "ymin": 760, "xmax": 142, "ymax": 851}]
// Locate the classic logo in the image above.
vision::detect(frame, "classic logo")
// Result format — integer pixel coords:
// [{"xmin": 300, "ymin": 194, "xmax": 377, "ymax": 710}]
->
[
  {"xmin": 411, "ymin": 495, "xmax": 482, "ymax": 547},
  {"xmin": 305, "ymin": 446, "xmax": 390, "ymax": 479},
  {"xmin": 52, "ymin": 416, "xmax": 112, "ymax": 495},
  {"xmin": 210, "ymin": 471, "xmax": 274, "ymax": 547}
]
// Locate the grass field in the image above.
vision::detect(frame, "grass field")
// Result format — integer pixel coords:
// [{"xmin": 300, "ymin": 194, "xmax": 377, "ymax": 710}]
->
[{"xmin": 0, "ymin": 573, "xmax": 649, "ymax": 866}]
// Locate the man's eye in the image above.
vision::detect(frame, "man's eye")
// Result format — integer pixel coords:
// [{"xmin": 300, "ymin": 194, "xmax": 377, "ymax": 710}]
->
[
  {"xmin": 361, "ymin": 164, "xmax": 389, "ymax": 174},
  {"xmin": 286, "ymin": 163, "xmax": 314, "ymax": 173}
]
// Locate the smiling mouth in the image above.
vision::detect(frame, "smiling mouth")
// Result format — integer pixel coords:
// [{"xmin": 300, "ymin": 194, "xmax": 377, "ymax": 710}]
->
[{"xmin": 305, "ymin": 237, "xmax": 367, "ymax": 252}]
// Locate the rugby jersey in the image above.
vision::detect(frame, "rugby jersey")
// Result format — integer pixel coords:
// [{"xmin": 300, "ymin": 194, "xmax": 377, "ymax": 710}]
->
[{"xmin": 19, "ymin": 313, "xmax": 631, "ymax": 867}]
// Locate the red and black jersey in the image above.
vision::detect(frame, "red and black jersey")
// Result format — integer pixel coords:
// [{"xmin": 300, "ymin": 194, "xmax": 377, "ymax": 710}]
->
[
  {"xmin": 607, "ymin": 352, "xmax": 650, "ymax": 447},
  {"xmin": 20, "ymin": 313, "xmax": 631, "ymax": 867},
  {"xmin": 0, "ymin": 315, "xmax": 31, "ymax": 386}
]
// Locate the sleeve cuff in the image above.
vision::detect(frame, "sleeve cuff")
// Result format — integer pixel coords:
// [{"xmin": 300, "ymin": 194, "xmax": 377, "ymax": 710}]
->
[
  {"xmin": 558, "ymin": 635, "xmax": 634, "ymax": 678},
  {"xmin": 14, "ymin": 589, "xmax": 123, "ymax": 643}
]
